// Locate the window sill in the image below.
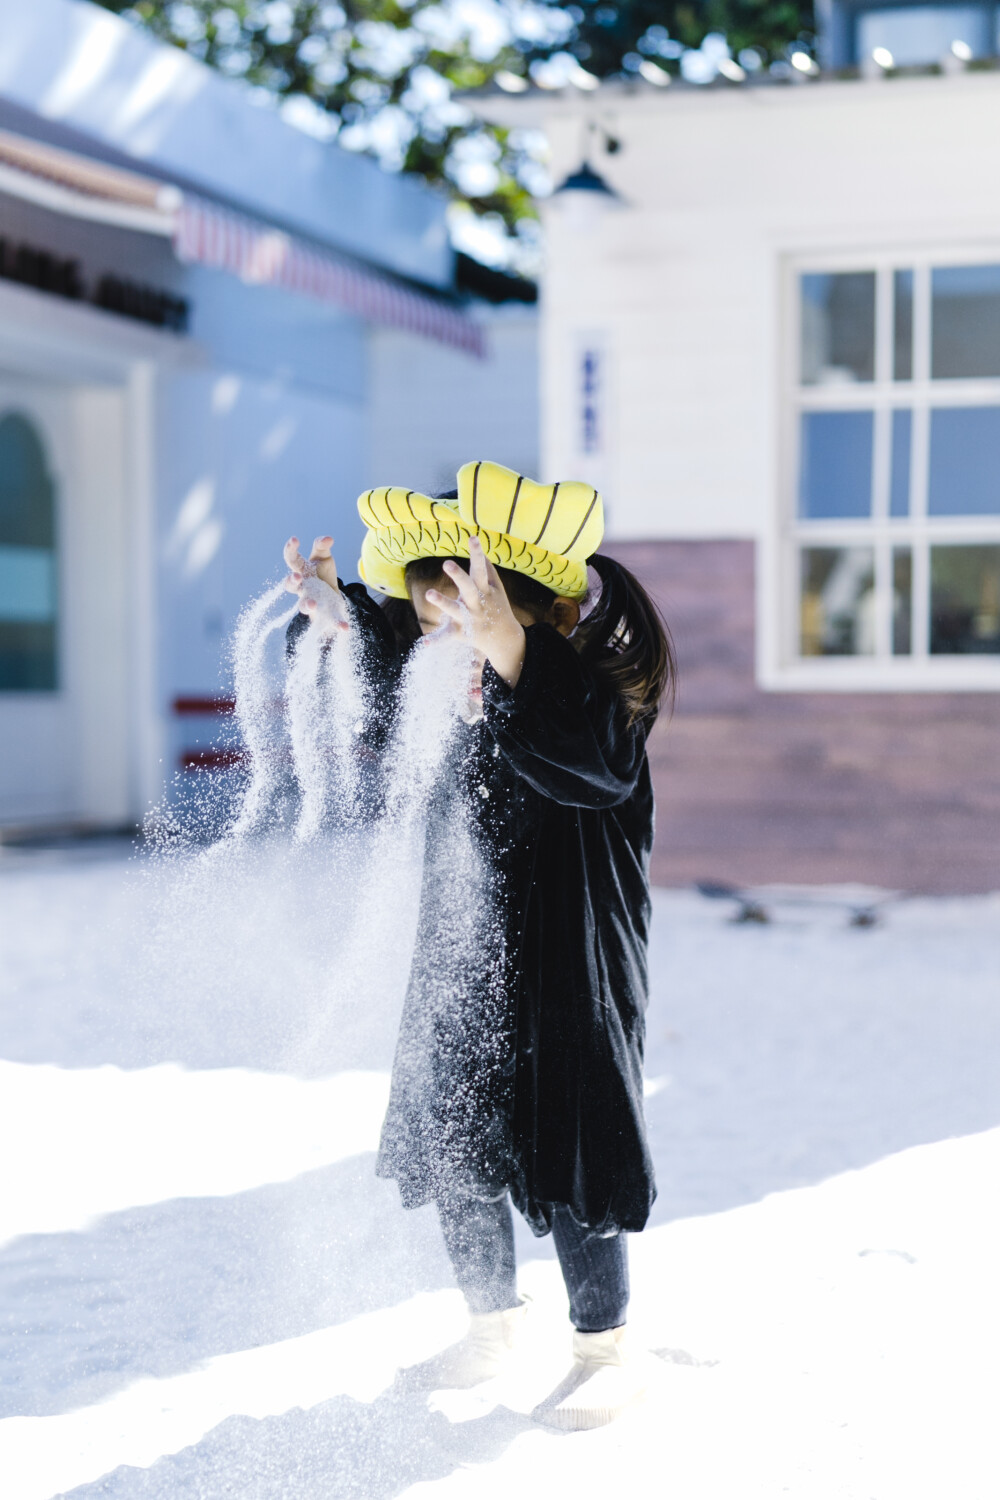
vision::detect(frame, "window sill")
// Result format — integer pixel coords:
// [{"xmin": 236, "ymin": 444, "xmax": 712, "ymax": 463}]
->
[{"xmin": 758, "ymin": 658, "xmax": 1000, "ymax": 693}]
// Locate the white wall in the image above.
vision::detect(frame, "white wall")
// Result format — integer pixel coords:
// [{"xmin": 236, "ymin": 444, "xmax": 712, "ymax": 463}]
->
[
  {"xmin": 155, "ymin": 368, "xmax": 368, "ymax": 705},
  {"xmin": 367, "ymin": 306, "xmax": 539, "ymax": 500},
  {"xmin": 534, "ymin": 72, "xmax": 1000, "ymax": 540}
]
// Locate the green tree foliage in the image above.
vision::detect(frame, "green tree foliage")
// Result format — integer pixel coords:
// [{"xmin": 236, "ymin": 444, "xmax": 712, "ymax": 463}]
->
[
  {"xmin": 96, "ymin": 1, "xmax": 813, "ymax": 259},
  {"xmin": 96, "ymin": 1, "xmax": 555, "ymax": 256}
]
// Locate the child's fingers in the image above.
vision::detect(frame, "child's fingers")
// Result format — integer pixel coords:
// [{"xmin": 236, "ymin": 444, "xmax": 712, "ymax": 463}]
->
[
  {"xmin": 442, "ymin": 560, "xmax": 482, "ymax": 611},
  {"xmin": 309, "ymin": 537, "xmax": 339, "ymax": 590},
  {"xmin": 283, "ymin": 536, "xmax": 311, "ymax": 570},
  {"xmin": 425, "ymin": 589, "xmax": 467, "ymax": 627},
  {"xmin": 467, "ymin": 535, "xmax": 491, "ymax": 594},
  {"xmin": 284, "ymin": 545, "xmax": 313, "ymax": 580},
  {"xmin": 478, "ymin": 546, "xmax": 504, "ymax": 595}
]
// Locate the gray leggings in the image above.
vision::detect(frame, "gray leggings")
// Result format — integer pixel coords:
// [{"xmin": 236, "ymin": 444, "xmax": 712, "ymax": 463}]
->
[{"xmin": 437, "ymin": 1192, "xmax": 629, "ymax": 1332}]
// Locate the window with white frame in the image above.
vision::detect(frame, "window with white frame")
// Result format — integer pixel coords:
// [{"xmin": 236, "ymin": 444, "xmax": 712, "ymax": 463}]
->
[{"xmin": 788, "ymin": 259, "xmax": 1000, "ymax": 677}]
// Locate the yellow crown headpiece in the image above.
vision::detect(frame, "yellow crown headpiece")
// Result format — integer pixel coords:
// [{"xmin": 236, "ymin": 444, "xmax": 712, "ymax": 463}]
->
[{"xmin": 357, "ymin": 461, "xmax": 604, "ymax": 601}]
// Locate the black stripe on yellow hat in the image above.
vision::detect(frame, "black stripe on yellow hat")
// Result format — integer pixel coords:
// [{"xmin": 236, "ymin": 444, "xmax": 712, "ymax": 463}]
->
[{"xmin": 357, "ymin": 462, "xmax": 604, "ymax": 600}]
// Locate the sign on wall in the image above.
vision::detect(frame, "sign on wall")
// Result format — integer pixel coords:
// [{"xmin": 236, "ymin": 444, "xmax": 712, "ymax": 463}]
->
[
  {"xmin": 580, "ymin": 344, "xmax": 602, "ymax": 456},
  {"xmin": 0, "ymin": 237, "xmax": 189, "ymax": 332},
  {"xmin": 571, "ymin": 333, "xmax": 611, "ymax": 500}
]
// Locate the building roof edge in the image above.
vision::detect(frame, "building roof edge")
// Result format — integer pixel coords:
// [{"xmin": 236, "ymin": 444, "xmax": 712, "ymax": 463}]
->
[{"xmin": 0, "ymin": 0, "xmax": 452, "ymax": 289}]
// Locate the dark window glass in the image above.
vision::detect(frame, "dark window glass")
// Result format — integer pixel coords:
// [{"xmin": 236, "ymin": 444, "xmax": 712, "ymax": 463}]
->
[
  {"xmin": 930, "ymin": 546, "xmax": 1000, "ymax": 654},
  {"xmin": 0, "ymin": 413, "xmax": 57, "ymax": 691},
  {"xmin": 800, "ymin": 272, "xmax": 876, "ymax": 385},
  {"xmin": 927, "ymin": 407, "xmax": 1000, "ymax": 515},
  {"xmin": 893, "ymin": 270, "xmax": 913, "ymax": 381},
  {"xmin": 892, "ymin": 547, "xmax": 912, "ymax": 655},
  {"xmin": 890, "ymin": 408, "xmax": 912, "ymax": 517},
  {"xmin": 798, "ymin": 410, "xmax": 874, "ymax": 519},
  {"xmin": 800, "ymin": 546, "xmax": 876, "ymax": 656},
  {"xmin": 931, "ymin": 265, "xmax": 1000, "ymax": 379}
]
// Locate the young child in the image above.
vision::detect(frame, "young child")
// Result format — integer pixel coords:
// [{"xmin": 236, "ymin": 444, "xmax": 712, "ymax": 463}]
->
[{"xmin": 283, "ymin": 462, "xmax": 674, "ymax": 1430}]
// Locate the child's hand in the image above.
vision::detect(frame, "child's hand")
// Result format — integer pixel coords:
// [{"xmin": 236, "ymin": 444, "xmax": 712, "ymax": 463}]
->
[
  {"xmin": 283, "ymin": 535, "xmax": 349, "ymax": 637},
  {"xmin": 428, "ymin": 536, "xmax": 527, "ymax": 688},
  {"xmin": 298, "ymin": 577, "xmax": 350, "ymax": 638},
  {"xmin": 283, "ymin": 534, "xmax": 339, "ymax": 591}
]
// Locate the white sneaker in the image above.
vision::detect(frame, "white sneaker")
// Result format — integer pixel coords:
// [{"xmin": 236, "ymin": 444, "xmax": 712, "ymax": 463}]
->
[
  {"xmin": 402, "ymin": 1300, "xmax": 527, "ymax": 1390},
  {"xmin": 531, "ymin": 1326, "xmax": 649, "ymax": 1431}
]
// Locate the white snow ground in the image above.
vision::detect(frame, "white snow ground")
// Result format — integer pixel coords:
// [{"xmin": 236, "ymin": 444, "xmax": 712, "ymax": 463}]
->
[{"xmin": 0, "ymin": 843, "xmax": 998, "ymax": 1499}]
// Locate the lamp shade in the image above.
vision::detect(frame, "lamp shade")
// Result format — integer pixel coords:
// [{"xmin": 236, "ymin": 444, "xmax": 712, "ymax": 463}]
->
[
  {"xmin": 550, "ymin": 160, "xmax": 623, "ymax": 227},
  {"xmin": 553, "ymin": 161, "xmax": 621, "ymax": 201}
]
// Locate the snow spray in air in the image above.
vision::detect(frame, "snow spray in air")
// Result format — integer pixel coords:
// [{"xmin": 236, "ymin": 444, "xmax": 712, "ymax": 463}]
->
[
  {"xmin": 371, "ymin": 618, "xmax": 513, "ymax": 1210},
  {"xmin": 228, "ymin": 584, "xmax": 297, "ymax": 840},
  {"xmin": 284, "ymin": 610, "xmax": 366, "ymax": 842},
  {"xmin": 129, "ymin": 574, "xmax": 511, "ymax": 1445},
  {"xmin": 135, "ymin": 580, "xmax": 496, "ymax": 1083}
]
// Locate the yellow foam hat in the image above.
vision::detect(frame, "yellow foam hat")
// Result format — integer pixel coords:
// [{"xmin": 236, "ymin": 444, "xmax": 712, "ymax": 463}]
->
[{"xmin": 357, "ymin": 460, "xmax": 604, "ymax": 600}]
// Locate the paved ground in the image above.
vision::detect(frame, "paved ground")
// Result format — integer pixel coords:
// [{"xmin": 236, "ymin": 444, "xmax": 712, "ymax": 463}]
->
[{"xmin": 1, "ymin": 842, "xmax": 998, "ymax": 1498}]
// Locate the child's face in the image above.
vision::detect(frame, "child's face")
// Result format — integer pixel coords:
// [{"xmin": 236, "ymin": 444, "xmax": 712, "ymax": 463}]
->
[
  {"xmin": 408, "ymin": 571, "xmax": 579, "ymax": 717},
  {"xmin": 408, "ymin": 573, "xmax": 542, "ymax": 720},
  {"xmin": 409, "ymin": 574, "xmax": 541, "ymax": 637}
]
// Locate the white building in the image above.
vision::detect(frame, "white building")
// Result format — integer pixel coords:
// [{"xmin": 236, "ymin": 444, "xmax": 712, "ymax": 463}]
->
[
  {"xmin": 483, "ymin": 7, "xmax": 1000, "ymax": 891},
  {"xmin": 0, "ymin": 0, "xmax": 538, "ymax": 834}
]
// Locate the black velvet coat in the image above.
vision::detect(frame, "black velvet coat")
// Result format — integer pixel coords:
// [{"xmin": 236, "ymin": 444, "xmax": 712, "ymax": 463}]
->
[{"xmin": 292, "ymin": 585, "xmax": 657, "ymax": 1237}]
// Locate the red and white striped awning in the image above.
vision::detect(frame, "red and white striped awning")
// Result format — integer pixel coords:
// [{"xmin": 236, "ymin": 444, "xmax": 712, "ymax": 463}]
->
[
  {"xmin": 0, "ymin": 128, "xmax": 485, "ymax": 357},
  {"xmin": 173, "ymin": 195, "xmax": 484, "ymax": 356}
]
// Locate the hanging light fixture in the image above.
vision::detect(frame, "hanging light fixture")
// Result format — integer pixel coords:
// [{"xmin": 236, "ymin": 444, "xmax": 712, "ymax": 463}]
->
[
  {"xmin": 551, "ymin": 123, "xmax": 624, "ymax": 222},
  {"xmin": 552, "ymin": 160, "xmax": 621, "ymax": 203}
]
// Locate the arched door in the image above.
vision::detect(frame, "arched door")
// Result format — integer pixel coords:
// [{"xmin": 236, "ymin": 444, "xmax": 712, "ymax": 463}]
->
[
  {"xmin": 0, "ymin": 411, "xmax": 58, "ymax": 692},
  {"xmin": 0, "ymin": 384, "xmax": 77, "ymax": 825}
]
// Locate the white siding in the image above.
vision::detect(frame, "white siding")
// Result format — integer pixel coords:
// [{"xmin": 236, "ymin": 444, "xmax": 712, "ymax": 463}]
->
[
  {"xmin": 155, "ymin": 368, "xmax": 368, "ymax": 702},
  {"xmin": 538, "ymin": 72, "xmax": 1000, "ymax": 540},
  {"xmin": 368, "ymin": 306, "xmax": 539, "ymax": 496}
]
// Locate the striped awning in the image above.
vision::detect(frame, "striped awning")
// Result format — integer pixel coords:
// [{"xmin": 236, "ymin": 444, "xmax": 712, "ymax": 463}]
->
[
  {"xmin": 0, "ymin": 128, "xmax": 484, "ymax": 357},
  {"xmin": 173, "ymin": 196, "xmax": 484, "ymax": 356}
]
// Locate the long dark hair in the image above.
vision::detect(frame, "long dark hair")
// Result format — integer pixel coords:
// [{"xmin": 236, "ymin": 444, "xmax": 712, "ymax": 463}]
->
[
  {"xmin": 384, "ymin": 548, "xmax": 675, "ymax": 728},
  {"xmin": 574, "ymin": 553, "xmax": 676, "ymax": 726}
]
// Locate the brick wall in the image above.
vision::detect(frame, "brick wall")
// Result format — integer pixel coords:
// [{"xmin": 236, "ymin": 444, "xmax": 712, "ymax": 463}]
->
[{"xmin": 609, "ymin": 540, "xmax": 1000, "ymax": 894}]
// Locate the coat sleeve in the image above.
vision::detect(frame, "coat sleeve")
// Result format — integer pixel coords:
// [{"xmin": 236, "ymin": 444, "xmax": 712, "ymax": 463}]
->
[{"xmin": 481, "ymin": 624, "xmax": 648, "ymax": 809}]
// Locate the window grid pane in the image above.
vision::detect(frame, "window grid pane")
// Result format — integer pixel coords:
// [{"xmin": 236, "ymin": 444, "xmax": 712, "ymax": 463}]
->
[
  {"xmin": 800, "ymin": 546, "xmax": 876, "ymax": 657},
  {"xmin": 931, "ymin": 265, "xmax": 1000, "ymax": 379},
  {"xmin": 793, "ymin": 264, "xmax": 1000, "ymax": 669},
  {"xmin": 892, "ymin": 547, "xmax": 913, "ymax": 655},
  {"xmin": 800, "ymin": 272, "xmax": 876, "ymax": 386},
  {"xmin": 927, "ymin": 407, "xmax": 1000, "ymax": 516},
  {"xmin": 930, "ymin": 545, "xmax": 1000, "ymax": 654},
  {"xmin": 890, "ymin": 409, "xmax": 912, "ymax": 517},
  {"xmin": 798, "ymin": 410, "xmax": 874, "ymax": 519},
  {"xmin": 893, "ymin": 270, "xmax": 913, "ymax": 381}
]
